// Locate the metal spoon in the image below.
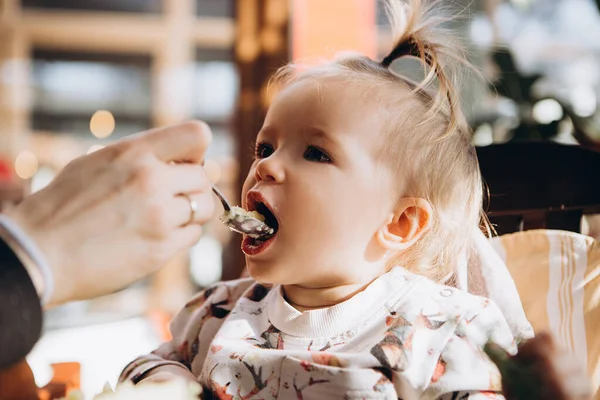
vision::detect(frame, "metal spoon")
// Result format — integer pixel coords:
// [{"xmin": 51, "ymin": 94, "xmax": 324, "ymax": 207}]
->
[{"xmin": 211, "ymin": 185, "xmax": 275, "ymax": 240}]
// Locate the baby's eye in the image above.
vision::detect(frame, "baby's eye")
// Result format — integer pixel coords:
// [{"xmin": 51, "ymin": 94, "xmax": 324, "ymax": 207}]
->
[
  {"xmin": 255, "ymin": 142, "xmax": 274, "ymax": 159},
  {"xmin": 303, "ymin": 145, "xmax": 332, "ymax": 163}
]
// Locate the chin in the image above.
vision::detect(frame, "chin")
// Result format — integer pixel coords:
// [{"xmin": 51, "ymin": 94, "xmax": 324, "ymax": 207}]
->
[
  {"xmin": 245, "ymin": 260, "xmax": 293, "ymax": 285},
  {"xmin": 245, "ymin": 260, "xmax": 276, "ymax": 283}
]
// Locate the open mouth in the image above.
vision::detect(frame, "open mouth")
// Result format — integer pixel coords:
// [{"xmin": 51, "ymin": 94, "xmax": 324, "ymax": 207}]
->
[
  {"xmin": 254, "ymin": 201, "xmax": 279, "ymax": 235},
  {"xmin": 243, "ymin": 193, "xmax": 279, "ymax": 255}
]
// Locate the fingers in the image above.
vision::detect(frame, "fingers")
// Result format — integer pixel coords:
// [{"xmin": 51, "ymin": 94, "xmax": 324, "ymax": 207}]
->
[
  {"xmin": 168, "ymin": 223, "xmax": 204, "ymax": 254},
  {"xmin": 139, "ymin": 120, "xmax": 212, "ymax": 164},
  {"xmin": 165, "ymin": 162, "xmax": 212, "ymax": 195},
  {"xmin": 162, "ymin": 162, "xmax": 216, "ymax": 227},
  {"xmin": 168, "ymin": 191, "xmax": 216, "ymax": 228}
]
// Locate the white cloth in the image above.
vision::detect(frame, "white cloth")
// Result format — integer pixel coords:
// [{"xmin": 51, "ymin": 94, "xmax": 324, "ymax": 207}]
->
[
  {"xmin": 458, "ymin": 228, "xmax": 534, "ymax": 342},
  {"xmin": 120, "ymin": 266, "xmax": 518, "ymax": 399}
]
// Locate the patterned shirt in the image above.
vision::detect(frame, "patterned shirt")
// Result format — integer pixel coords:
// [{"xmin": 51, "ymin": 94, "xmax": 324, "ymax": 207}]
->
[{"xmin": 120, "ymin": 266, "xmax": 519, "ymax": 399}]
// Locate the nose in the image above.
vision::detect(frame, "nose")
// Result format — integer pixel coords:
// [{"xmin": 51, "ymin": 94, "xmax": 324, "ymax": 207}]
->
[{"xmin": 254, "ymin": 154, "xmax": 285, "ymax": 183}]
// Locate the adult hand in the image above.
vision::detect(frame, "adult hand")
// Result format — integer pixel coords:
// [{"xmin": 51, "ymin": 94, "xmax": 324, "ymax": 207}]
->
[
  {"xmin": 4, "ymin": 121, "xmax": 216, "ymax": 307},
  {"xmin": 485, "ymin": 332, "xmax": 592, "ymax": 400}
]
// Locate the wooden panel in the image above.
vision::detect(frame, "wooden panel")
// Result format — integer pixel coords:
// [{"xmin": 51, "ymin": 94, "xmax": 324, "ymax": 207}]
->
[
  {"xmin": 21, "ymin": 10, "xmax": 165, "ymax": 53},
  {"xmin": 478, "ymin": 142, "xmax": 600, "ymax": 215},
  {"xmin": 546, "ymin": 210, "xmax": 583, "ymax": 233},
  {"xmin": 190, "ymin": 17, "xmax": 235, "ymax": 48},
  {"xmin": 149, "ymin": 0, "xmax": 196, "ymax": 313},
  {"xmin": 19, "ymin": 10, "xmax": 233, "ymax": 53},
  {"xmin": 223, "ymin": 0, "xmax": 289, "ymax": 280},
  {"xmin": 478, "ymin": 142, "xmax": 600, "ymax": 234},
  {"xmin": 0, "ymin": 26, "xmax": 30, "ymax": 161},
  {"xmin": 522, "ymin": 212, "xmax": 547, "ymax": 231},
  {"xmin": 489, "ymin": 215, "xmax": 523, "ymax": 236}
]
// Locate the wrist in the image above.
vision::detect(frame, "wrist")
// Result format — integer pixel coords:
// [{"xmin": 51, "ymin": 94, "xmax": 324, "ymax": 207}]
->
[{"xmin": 0, "ymin": 214, "xmax": 54, "ymax": 305}]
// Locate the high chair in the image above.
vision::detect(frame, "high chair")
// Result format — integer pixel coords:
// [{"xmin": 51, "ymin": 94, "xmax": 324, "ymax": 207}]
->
[
  {"xmin": 477, "ymin": 141, "xmax": 600, "ymax": 399},
  {"xmin": 476, "ymin": 141, "xmax": 600, "ymax": 235}
]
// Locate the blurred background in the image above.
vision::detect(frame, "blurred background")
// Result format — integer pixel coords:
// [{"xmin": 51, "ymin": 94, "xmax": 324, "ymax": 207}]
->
[{"xmin": 1, "ymin": 0, "xmax": 600, "ymax": 397}]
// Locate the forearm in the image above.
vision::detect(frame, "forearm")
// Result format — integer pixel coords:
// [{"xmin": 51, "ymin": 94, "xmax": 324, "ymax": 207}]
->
[
  {"xmin": 0, "ymin": 215, "xmax": 53, "ymax": 305},
  {"xmin": 0, "ymin": 234, "xmax": 43, "ymax": 369}
]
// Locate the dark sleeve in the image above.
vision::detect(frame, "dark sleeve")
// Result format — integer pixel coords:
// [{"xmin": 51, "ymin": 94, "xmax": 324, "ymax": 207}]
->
[{"xmin": 0, "ymin": 238, "xmax": 43, "ymax": 369}]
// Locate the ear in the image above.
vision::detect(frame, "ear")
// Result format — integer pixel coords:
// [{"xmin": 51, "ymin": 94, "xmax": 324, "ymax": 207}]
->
[{"xmin": 376, "ymin": 198, "xmax": 433, "ymax": 251}]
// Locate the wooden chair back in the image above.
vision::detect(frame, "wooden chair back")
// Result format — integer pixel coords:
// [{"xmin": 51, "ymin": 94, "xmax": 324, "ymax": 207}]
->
[{"xmin": 476, "ymin": 142, "xmax": 600, "ymax": 235}]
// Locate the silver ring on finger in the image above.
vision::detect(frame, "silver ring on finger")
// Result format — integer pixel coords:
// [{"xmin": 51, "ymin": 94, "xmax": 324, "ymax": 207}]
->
[{"xmin": 182, "ymin": 193, "xmax": 198, "ymax": 227}]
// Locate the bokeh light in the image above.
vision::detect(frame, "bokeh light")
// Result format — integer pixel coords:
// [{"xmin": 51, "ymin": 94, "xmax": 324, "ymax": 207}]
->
[
  {"xmin": 90, "ymin": 110, "xmax": 115, "ymax": 139},
  {"xmin": 14, "ymin": 150, "xmax": 39, "ymax": 180},
  {"xmin": 532, "ymin": 99, "xmax": 563, "ymax": 124}
]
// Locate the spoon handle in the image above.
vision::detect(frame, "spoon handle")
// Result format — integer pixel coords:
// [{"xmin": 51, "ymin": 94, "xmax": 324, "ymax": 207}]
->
[{"xmin": 211, "ymin": 184, "xmax": 232, "ymax": 212}]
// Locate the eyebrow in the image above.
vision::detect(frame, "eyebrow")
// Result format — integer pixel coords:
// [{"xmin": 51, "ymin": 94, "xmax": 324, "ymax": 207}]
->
[
  {"xmin": 305, "ymin": 127, "xmax": 339, "ymax": 147},
  {"xmin": 258, "ymin": 125, "xmax": 341, "ymax": 148}
]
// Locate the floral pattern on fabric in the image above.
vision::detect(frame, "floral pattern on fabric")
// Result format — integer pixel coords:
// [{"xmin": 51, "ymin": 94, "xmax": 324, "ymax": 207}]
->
[{"xmin": 120, "ymin": 267, "xmax": 522, "ymax": 399}]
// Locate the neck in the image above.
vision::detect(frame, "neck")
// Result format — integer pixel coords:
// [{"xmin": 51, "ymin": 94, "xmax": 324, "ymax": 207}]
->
[
  {"xmin": 282, "ymin": 279, "xmax": 376, "ymax": 312},
  {"xmin": 279, "ymin": 253, "xmax": 393, "ymax": 312}
]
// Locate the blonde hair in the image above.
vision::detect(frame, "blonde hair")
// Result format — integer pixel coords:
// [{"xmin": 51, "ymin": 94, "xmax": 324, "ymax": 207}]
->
[{"xmin": 269, "ymin": 0, "xmax": 488, "ymax": 284}]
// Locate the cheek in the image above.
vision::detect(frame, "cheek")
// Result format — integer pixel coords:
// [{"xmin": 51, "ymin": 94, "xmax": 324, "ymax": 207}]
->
[
  {"xmin": 288, "ymin": 185, "xmax": 376, "ymax": 239},
  {"xmin": 330, "ymin": 178, "xmax": 393, "ymax": 233}
]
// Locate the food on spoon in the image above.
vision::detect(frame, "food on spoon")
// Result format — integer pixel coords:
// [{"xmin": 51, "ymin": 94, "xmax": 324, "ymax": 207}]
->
[
  {"xmin": 219, "ymin": 205, "xmax": 276, "ymax": 239},
  {"xmin": 221, "ymin": 206, "xmax": 266, "ymax": 223}
]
